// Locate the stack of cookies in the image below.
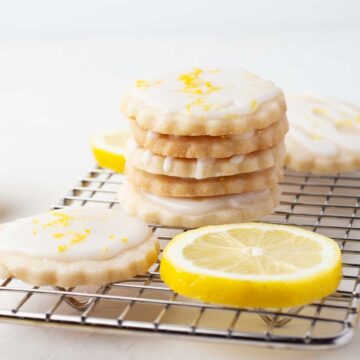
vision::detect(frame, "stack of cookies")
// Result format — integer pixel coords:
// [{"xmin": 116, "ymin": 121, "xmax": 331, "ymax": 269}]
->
[{"xmin": 118, "ymin": 67, "xmax": 288, "ymax": 227}]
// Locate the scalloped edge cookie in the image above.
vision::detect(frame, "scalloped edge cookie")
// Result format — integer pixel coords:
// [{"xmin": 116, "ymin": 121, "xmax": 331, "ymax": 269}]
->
[
  {"xmin": 130, "ymin": 116, "xmax": 288, "ymax": 158},
  {"xmin": 126, "ymin": 165, "xmax": 283, "ymax": 197},
  {"xmin": 285, "ymin": 137, "xmax": 360, "ymax": 173},
  {"xmin": 122, "ymin": 93, "xmax": 286, "ymax": 136},
  {"xmin": 128, "ymin": 142, "xmax": 285, "ymax": 179},
  {"xmin": 284, "ymin": 94, "xmax": 360, "ymax": 174},
  {"xmin": 0, "ymin": 225, "xmax": 159, "ymax": 287},
  {"xmin": 118, "ymin": 182, "xmax": 280, "ymax": 228}
]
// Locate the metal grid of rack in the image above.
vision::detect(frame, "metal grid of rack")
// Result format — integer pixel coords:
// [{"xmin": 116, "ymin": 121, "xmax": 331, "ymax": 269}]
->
[{"xmin": 0, "ymin": 167, "xmax": 359, "ymax": 349}]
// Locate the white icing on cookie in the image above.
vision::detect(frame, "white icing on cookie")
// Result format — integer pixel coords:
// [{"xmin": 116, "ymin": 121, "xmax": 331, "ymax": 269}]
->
[
  {"xmin": 141, "ymin": 149, "xmax": 153, "ymax": 164},
  {"xmin": 0, "ymin": 208, "xmax": 150, "ymax": 261},
  {"xmin": 194, "ymin": 158, "xmax": 214, "ymax": 179},
  {"xmin": 287, "ymin": 128, "xmax": 338, "ymax": 157},
  {"xmin": 129, "ymin": 67, "xmax": 280, "ymax": 119},
  {"xmin": 125, "ymin": 139, "xmax": 139, "ymax": 155},
  {"xmin": 146, "ymin": 130, "xmax": 158, "ymax": 142},
  {"xmin": 163, "ymin": 156, "xmax": 173, "ymax": 173},
  {"xmin": 144, "ymin": 189, "xmax": 269, "ymax": 215},
  {"xmin": 132, "ymin": 148, "xmax": 253, "ymax": 179},
  {"xmin": 286, "ymin": 95, "xmax": 360, "ymax": 157},
  {"xmin": 147, "ymin": 127, "xmax": 256, "ymax": 141},
  {"xmin": 132, "ymin": 147, "xmax": 252, "ymax": 179},
  {"xmin": 229, "ymin": 154, "xmax": 245, "ymax": 164}
]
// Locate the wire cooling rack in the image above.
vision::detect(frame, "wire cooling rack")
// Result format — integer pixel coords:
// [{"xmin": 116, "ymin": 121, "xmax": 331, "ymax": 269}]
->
[{"xmin": 0, "ymin": 167, "xmax": 359, "ymax": 350}]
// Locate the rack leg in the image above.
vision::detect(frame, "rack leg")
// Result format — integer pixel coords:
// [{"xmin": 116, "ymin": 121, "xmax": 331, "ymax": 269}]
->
[
  {"xmin": 259, "ymin": 307, "xmax": 304, "ymax": 327},
  {"xmin": 54, "ymin": 285, "xmax": 108, "ymax": 311}
]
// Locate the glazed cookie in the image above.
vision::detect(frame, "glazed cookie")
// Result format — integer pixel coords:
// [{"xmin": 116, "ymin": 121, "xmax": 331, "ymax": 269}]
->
[
  {"xmin": 128, "ymin": 141, "xmax": 285, "ymax": 179},
  {"xmin": 121, "ymin": 67, "xmax": 286, "ymax": 136},
  {"xmin": 126, "ymin": 165, "xmax": 283, "ymax": 197},
  {"xmin": 130, "ymin": 116, "xmax": 288, "ymax": 158},
  {"xmin": 0, "ymin": 208, "xmax": 159, "ymax": 287},
  {"xmin": 119, "ymin": 181, "xmax": 280, "ymax": 228},
  {"xmin": 285, "ymin": 94, "xmax": 360, "ymax": 173}
]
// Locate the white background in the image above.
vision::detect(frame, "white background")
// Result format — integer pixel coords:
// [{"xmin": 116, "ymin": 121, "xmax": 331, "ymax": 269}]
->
[{"xmin": 0, "ymin": 0, "xmax": 360, "ymax": 358}]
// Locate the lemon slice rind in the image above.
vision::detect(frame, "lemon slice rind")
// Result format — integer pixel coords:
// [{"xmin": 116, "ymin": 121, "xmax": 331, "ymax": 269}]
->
[
  {"xmin": 160, "ymin": 223, "xmax": 342, "ymax": 308},
  {"xmin": 90, "ymin": 130, "xmax": 130, "ymax": 173}
]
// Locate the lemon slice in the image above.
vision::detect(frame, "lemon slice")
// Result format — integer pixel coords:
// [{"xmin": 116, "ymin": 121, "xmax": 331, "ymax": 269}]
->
[
  {"xmin": 90, "ymin": 130, "xmax": 130, "ymax": 173},
  {"xmin": 160, "ymin": 223, "xmax": 342, "ymax": 308}
]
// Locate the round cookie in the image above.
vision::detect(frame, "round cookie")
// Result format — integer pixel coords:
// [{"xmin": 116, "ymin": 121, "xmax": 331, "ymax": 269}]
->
[
  {"xmin": 130, "ymin": 116, "xmax": 288, "ymax": 158},
  {"xmin": 128, "ymin": 141, "xmax": 285, "ymax": 179},
  {"xmin": 119, "ymin": 181, "xmax": 280, "ymax": 228},
  {"xmin": 0, "ymin": 208, "xmax": 159, "ymax": 287},
  {"xmin": 285, "ymin": 94, "xmax": 360, "ymax": 173},
  {"xmin": 126, "ymin": 165, "xmax": 283, "ymax": 197},
  {"xmin": 121, "ymin": 67, "xmax": 286, "ymax": 136}
]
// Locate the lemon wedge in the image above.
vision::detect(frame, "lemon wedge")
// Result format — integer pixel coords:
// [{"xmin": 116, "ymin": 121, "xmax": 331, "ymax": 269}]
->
[
  {"xmin": 160, "ymin": 223, "xmax": 342, "ymax": 308},
  {"xmin": 90, "ymin": 130, "xmax": 130, "ymax": 173}
]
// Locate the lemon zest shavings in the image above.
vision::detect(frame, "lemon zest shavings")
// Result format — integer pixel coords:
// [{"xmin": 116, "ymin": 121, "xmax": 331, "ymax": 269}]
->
[
  {"xmin": 109, "ymin": 234, "xmax": 116, "ymax": 240},
  {"xmin": 250, "ymin": 99, "xmax": 258, "ymax": 111},
  {"xmin": 312, "ymin": 107, "xmax": 328, "ymax": 117},
  {"xmin": 69, "ymin": 231, "xmax": 89, "ymax": 245},
  {"xmin": 186, "ymin": 97, "xmax": 212, "ymax": 114},
  {"xmin": 53, "ymin": 229, "xmax": 91, "ymax": 253},
  {"xmin": 177, "ymin": 68, "xmax": 222, "ymax": 96},
  {"xmin": 205, "ymin": 81, "xmax": 222, "ymax": 94},
  {"xmin": 52, "ymin": 233, "xmax": 65, "ymax": 239},
  {"xmin": 135, "ymin": 79, "xmax": 163, "ymax": 88},
  {"xmin": 121, "ymin": 237, "xmax": 129, "ymax": 243},
  {"xmin": 42, "ymin": 211, "xmax": 73, "ymax": 229},
  {"xmin": 57, "ymin": 244, "xmax": 68, "ymax": 253},
  {"xmin": 334, "ymin": 119, "xmax": 354, "ymax": 128}
]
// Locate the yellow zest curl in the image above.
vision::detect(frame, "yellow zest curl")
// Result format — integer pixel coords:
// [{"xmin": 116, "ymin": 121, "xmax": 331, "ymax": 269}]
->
[
  {"xmin": 57, "ymin": 244, "xmax": 68, "ymax": 253},
  {"xmin": 334, "ymin": 119, "xmax": 354, "ymax": 128},
  {"xmin": 42, "ymin": 211, "xmax": 73, "ymax": 229},
  {"xmin": 313, "ymin": 108, "xmax": 328, "ymax": 117},
  {"xmin": 52, "ymin": 233, "xmax": 65, "ymax": 239},
  {"xmin": 178, "ymin": 68, "xmax": 222, "ymax": 96},
  {"xmin": 186, "ymin": 97, "xmax": 212, "ymax": 114},
  {"xmin": 70, "ymin": 231, "xmax": 88, "ymax": 244},
  {"xmin": 250, "ymin": 99, "xmax": 258, "ymax": 111},
  {"xmin": 136, "ymin": 79, "xmax": 162, "ymax": 88}
]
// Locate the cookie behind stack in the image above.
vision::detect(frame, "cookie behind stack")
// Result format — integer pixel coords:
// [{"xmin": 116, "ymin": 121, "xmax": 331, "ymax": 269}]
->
[
  {"xmin": 285, "ymin": 94, "xmax": 360, "ymax": 173},
  {"xmin": 118, "ymin": 67, "xmax": 288, "ymax": 227}
]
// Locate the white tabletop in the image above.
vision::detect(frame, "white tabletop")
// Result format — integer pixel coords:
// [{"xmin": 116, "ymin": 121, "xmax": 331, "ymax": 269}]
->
[{"xmin": 1, "ymin": 1, "xmax": 360, "ymax": 358}]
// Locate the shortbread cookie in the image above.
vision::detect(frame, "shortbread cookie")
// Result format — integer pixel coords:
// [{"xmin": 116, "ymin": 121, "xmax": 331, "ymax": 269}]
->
[
  {"xmin": 128, "ymin": 141, "xmax": 285, "ymax": 179},
  {"xmin": 285, "ymin": 94, "xmax": 360, "ymax": 173},
  {"xmin": 130, "ymin": 116, "xmax": 288, "ymax": 158},
  {"xmin": 118, "ymin": 181, "xmax": 280, "ymax": 227},
  {"xmin": 121, "ymin": 67, "xmax": 286, "ymax": 136},
  {"xmin": 126, "ymin": 165, "xmax": 283, "ymax": 197},
  {"xmin": 0, "ymin": 208, "xmax": 159, "ymax": 287}
]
